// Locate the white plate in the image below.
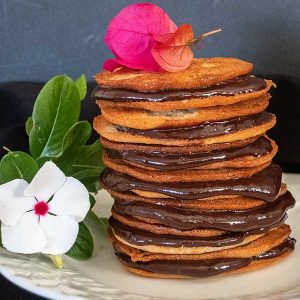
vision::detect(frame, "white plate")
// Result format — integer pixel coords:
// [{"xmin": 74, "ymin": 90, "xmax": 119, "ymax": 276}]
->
[{"xmin": 0, "ymin": 173, "xmax": 299, "ymax": 300}]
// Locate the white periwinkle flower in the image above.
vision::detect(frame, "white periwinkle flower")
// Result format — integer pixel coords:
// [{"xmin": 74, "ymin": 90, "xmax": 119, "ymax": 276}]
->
[{"xmin": 0, "ymin": 161, "xmax": 90, "ymax": 255}]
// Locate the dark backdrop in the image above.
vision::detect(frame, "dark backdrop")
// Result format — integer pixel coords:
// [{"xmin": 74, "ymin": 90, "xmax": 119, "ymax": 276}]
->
[
  {"xmin": 0, "ymin": 1, "xmax": 300, "ymax": 299},
  {"xmin": 1, "ymin": 0, "xmax": 300, "ymax": 81}
]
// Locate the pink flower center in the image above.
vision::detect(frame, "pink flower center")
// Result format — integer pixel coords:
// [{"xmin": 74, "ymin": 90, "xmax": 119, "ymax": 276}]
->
[{"xmin": 34, "ymin": 201, "xmax": 49, "ymax": 216}]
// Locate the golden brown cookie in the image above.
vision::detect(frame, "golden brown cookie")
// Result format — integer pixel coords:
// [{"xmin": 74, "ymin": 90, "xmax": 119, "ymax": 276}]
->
[
  {"xmin": 93, "ymin": 114, "xmax": 276, "ymax": 146},
  {"xmin": 101, "ymin": 138, "xmax": 277, "ymax": 182},
  {"xmin": 103, "ymin": 153, "xmax": 270, "ymax": 182},
  {"xmin": 110, "ymin": 224, "xmax": 291, "ymax": 262},
  {"xmin": 96, "ymin": 81, "xmax": 273, "ymax": 112},
  {"xmin": 100, "ymin": 135, "xmax": 260, "ymax": 153},
  {"xmin": 111, "ymin": 227, "xmax": 266, "ymax": 255},
  {"xmin": 100, "ymin": 165, "xmax": 284, "ymax": 201},
  {"xmin": 110, "ymin": 226, "xmax": 294, "ymax": 278},
  {"xmin": 108, "ymin": 184, "xmax": 286, "ymax": 210},
  {"xmin": 122, "ymin": 251, "xmax": 292, "ymax": 279},
  {"xmin": 132, "ymin": 187, "xmax": 278, "ymax": 200},
  {"xmin": 102, "ymin": 137, "xmax": 277, "ymax": 171},
  {"xmin": 99, "ymin": 94, "xmax": 270, "ymax": 130},
  {"xmin": 111, "ymin": 211, "xmax": 226, "ymax": 237},
  {"xmin": 111, "ymin": 191, "xmax": 294, "ymax": 233},
  {"xmin": 95, "ymin": 57, "xmax": 253, "ymax": 91}
]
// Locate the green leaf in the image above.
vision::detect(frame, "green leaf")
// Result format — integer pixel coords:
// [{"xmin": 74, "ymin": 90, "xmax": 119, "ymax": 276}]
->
[
  {"xmin": 56, "ymin": 140, "xmax": 103, "ymax": 191},
  {"xmin": 66, "ymin": 222, "xmax": 93, "ymax": 260},
  {"xmin": 75, "ymin": 74, "xmax": 87, "ymax": 101},
  {"xmin": 72, "ymin": 170, "xmax": 100, "ymax": 193},
  {"xmin": 99, "ymin": 217, "xmax": 109, "ymax": 227},
  {"xmin": 83, "ymin": 211, "xmax": 108, "ymax": 238},
  {"xmin": 84, "ymin": 181, "xmax": 100, "ymax": 193},
  {"xmin": 71, "ymin": 141, "xmax": 104, "ymax": 191},
  {"xmin": 72, "ymin": 140, "xmax": 104, "ymax": 174},
  {"xmin": 36, "ymin": 121, "xmax": 91, "ymax": 166},
  {"xmin": 0, "ymin": 151, "xmax": 39, "ymax": 183},
  {"xmin": 72, "ymin": 169, "xmax": 100, "ymax": 181},
  {"xmin": 89, "ymin": 194, "xmax": 96, "ymax": 208},
  {"xmin": 25, "ymin": 116, "xmax": 33, "ymax": 136},
  {"xmin": 29, "ymin": 75, "xmax": 80, "ymax": 159},
  {"xmin": 84, "ymin": 210, "xmax": 99, "ymax": 225},
  {"xmin": 72, "ymin": 169, "xmax": 102, "ymax": 193},
  {"xmin": 62, "ymin": 121, "xmax": 91, "ymax": 150},
  {"xmin": 56, "ymin": 141, "xmax": 103, "ymax": 176}
]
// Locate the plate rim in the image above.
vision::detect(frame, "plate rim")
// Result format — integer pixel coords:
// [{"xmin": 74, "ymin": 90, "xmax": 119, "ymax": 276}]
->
[
  {"xmin": 0, "ymin": 266, "xmax": 68, "ymax": 300},
  {"xmin": 1, "ymin": 258, "xmax": 300, "ymax": 300}
]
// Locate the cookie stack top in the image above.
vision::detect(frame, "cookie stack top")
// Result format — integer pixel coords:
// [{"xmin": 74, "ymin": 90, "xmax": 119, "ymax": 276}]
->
[
  {"xmin": 94, "ymin": 58, "xmax": 274, "ymax": 146},
  {"xmin": 93, "ymin": 57, "xmax": 295, "ymax": 279}
]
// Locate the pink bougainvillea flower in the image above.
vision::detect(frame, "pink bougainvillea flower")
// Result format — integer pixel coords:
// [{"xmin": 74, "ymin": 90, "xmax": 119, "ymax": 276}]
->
[
  {"xmin": 103, "ymin": 2, "xmax": 177, "ymax": 72},
  {"xmin": 152, "ymin": 24, "xmax": 195, "ymax": 72},
  {"xmin": 102, "ymin": 3, "xmax": 221, "ymax": 73}
]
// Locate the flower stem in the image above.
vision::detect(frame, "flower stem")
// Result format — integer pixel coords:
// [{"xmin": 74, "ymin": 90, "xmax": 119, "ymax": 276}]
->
[
  {"xmin": 49, "ymin": 255, "xmax": 63, "ymax": 269},
  {"xmin": 189, "ymin": 28, "xmax": 222, "ymax": 48}
]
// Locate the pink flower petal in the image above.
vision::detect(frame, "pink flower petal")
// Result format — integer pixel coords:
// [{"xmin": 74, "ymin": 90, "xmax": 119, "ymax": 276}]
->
[
  {"xmin": 103, "ymin": 56, "xmax": 162, "ymax": 72},
  {"xmin": 104, "ymin": 3, "xmax": 177, "ymax": 72},
  {"xmin": 151, "ymin": 24, "xmax": 195, "ymax": 72},
  {"xmin": 103, "ymin": 59, "xmax": 123, "ymax": 72}
]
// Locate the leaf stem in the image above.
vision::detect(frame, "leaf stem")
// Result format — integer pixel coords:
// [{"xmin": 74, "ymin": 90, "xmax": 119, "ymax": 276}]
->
[
  {"xmin": 189, "ymin": 28, "xmax": 222, "ymax": 48},
  {"xmin": 2, "ymin": 146, "xmax": 12, "ymax": 153}
]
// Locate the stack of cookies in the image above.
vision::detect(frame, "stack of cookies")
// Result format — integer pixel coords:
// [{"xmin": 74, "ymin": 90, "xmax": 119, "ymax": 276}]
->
[{"xmin": 93, "ymin": 57, "xmax": 296, "ymax": 278}]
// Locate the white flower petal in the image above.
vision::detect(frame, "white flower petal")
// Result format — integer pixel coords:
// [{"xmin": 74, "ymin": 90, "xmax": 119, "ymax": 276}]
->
[
  {"xmin": 1, "ymin": 211, "xmax": 47, "ymax": 254},
  {"xmin": 49, "ymin": 177, "xmax": 90, "ymax": 222},
  {"xmin": 0, "ymin": 179, "xmax": 36, "ymax": 226},
  {"xmin": 24, "ymin": 161, "xmax": 66, "ymax": 201},
  {"xmin": 39, "ymin": 214, "xmax": 79, "ymax": 255}
]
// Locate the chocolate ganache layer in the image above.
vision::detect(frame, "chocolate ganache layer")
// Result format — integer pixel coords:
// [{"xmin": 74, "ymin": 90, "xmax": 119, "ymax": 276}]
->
[
  {"xmin": 93, "ymin": 75, "xmax": 266, "ymax": 102},
  {"xmin": 109, "ymin": 217, "xmax": 285, "ymax": 248},
  {"xmin": 115, "ymin": 238, "xmax": 295, "ymax": 278},
  {"xmin": 112, "ymin": 192, "xmax": 295, "ymax": 231},
  {"xmin": 105, "ymin": 136, "xmax": 272, "ymax": 170},
  {"xmin": 100, "ymin": 164, "xmax": 282, "ymax": 201},
  {"xmin": 114, "ymin": 112, "xmax": 273, "ymax": 140}
]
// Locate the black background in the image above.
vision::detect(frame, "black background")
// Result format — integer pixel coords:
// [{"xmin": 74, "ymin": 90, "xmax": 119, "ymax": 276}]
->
[
  {"xmin": 0, "ymin": 0, "xmax": 300, "ymax": 299},
  {"xmin": 1, "ymin": 0, "xmax": 300, "ymax": 81}
]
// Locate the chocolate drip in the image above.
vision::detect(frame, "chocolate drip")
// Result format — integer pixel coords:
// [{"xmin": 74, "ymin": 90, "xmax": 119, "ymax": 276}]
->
[
  {"xmin": 115, "ymin": 239, "xmax": 295, "ymax": 278},
  {"xmin": 256, "ymin": 238, "xmax": 296, "ymax": 259},
  {"xmin": 105, "ymin": 137, "xmax": 273, "ymax": 170},
  {"xmin": 114, "ymin": 112, "xmax": 273, "ymax": 140},
  {"xmin": 100, "ymin": 164, "xmax": 282, "ymax": 201},
  {"xmin": 117, "ymin": 251, "xmax": 249, "ymax": 277},
  {"xmin": 112, "ymin": 192, "xmax": 295, "ymax": 232},
  {"xmin": 109, "ymin": 217, "xmax": 285, "ymax": 248},
  {"xmin": 93, "ymin": 75, "xmax": 266, "ymax": 102}
]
